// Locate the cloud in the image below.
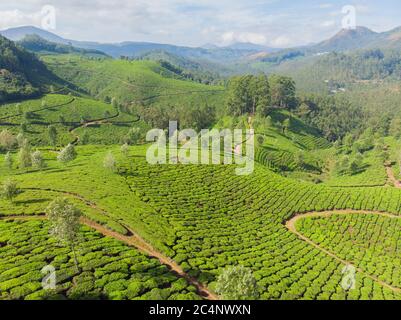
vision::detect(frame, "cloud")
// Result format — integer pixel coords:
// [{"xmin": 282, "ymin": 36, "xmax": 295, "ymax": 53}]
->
[
  {"xmin": 221, "ymin": 31, "xmax": 267, "ymax": 45},
  {"xmin": 321, "ymin": 20, "xmax": 336, "ymax": 28},
  {"xmin": 318, "ymin": 3, "xmax": 333, "ymax": 9},
  {"xmin": 270, "ymin": 35, "xmax": 292, "ymax": 47},
  {"xmin": 0, "ymin": 9, "xmax": 42, "ymax": 30},
  {"xmin": 0, "ymin": 0, "xmax": 398, "ymax": 47}
]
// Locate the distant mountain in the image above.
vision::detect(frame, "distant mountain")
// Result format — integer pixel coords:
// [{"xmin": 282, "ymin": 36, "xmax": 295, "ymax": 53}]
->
[
  {"xmin": 17, "ymin": 34, "xmax": 108, "ymax": 57},
  {"xmin": 0, "ymin": 26, "xmax": 68, "ymax": 44},
  {"xmin": 225, "ymin": 42, "xmax": 279, "ymax": 52},
  {"xmin": 0, "ymin": 26, "xmax": 268, "ymax": 63},
  {"xmin": 312, "ymin": 26, "xmax": 379, "ymax": 52},
  {"xmin": 252, "ymin": 26, "xmax": 401, "ymax": 67}
]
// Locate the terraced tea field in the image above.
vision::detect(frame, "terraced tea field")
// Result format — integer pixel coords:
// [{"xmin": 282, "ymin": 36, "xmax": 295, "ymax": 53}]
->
[
  {"xmin": 3, "ymin": 143, "xmax": 401, "ymax": 300},
  {"xmin": 0, "ymin": 94, "xmax": 139, "ymax": 145},
  {"xmin": 0, "ymin": 218, "xmax": 200, "ymax": 300}
]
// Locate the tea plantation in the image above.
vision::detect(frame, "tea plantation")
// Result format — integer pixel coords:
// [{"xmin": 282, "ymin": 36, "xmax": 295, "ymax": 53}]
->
[
  {"xmin": 2, "ymin": 142, "xmax": 401, "ymax": 300},
  {"xmin": 0, "ymin": 219, "xmax": 199, "ymax": 300}
]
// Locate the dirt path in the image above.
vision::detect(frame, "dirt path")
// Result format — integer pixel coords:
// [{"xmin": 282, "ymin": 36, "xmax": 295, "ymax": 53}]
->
[
  {"xmin": 3, "ymin": 188, "xmax": 218, "ymax": 300},
  {"xmin": 386, "ymin": 165, "xmax": 401, "ymax": 188},
  {"xmin": 285, "ymin": 209, "xmax": 401, "ymax": 294},
  {"xmin": 80, "ymin": 217, "xmax": 218, "ymax": 300}
]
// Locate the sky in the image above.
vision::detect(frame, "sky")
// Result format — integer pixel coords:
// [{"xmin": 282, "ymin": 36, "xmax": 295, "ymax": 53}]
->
[{"xmin": 0, "ymin": 0, "xmax": 400, "ymax": 48}]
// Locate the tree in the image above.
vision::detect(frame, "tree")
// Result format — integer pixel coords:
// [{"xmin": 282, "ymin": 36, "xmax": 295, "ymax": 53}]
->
[
  {"xmin": 389, "ymin": 118, "xmax": 401, "ymax": 139},
  {"xmin": 297, "ymin": 103, "xmax": 311, "ymax": 119},
  {"xmin": 80, "ymin": 131, "xmax": 90, "ymax": 145},
  {"xmin": 58, "ymin": 144, "xmax": 77, "ymax": 163},
  {"xmin": 215, "ymin": 265, "xmax": 259, "ymax": 300},
  {"xmin": 46, "ymin": 198, "xmax": 82, "ymax": 272},
  {"xmin": 4, "ymin": 152, "xmax": 12, "ymax": 169},
  {"xmin": 111, "ymin": 97, "xmax": 118, "ymax": 108},
  {"xmin": 20, "ymin": 122, "xmax": 27, "ymax": 133},
  {"xmin": 283, "ymin": 118, "xmax": 291, "ymax": 134},
  {"xmin": 1, "ymin": 179, "xmax": 19, "ymax": 203},
  {"xmin": 121, "ymin": 143, "xmax": 129, "ymax": 156},
  {"xmin": 16, "ymin": 133, "xmax": 25, "ymax": 147},
  {"xmin": 59, "ymin": 114, "xmax": 66, "ymax": 125},
  {"xmin": 335, "ymin": 155, "xmax": 350, "ymax": 175},
  {"xmin": 348, "ymin": 160, "xmax": 360, "ymax": 175},
  {"xmin": 256, "ymin": 135, "xmax": 265, "ymax": 147},
  {"xmin": 0, "ymin": 130, "xmax": 17, "ymax": 150},
  {"xmin": 343, "ymin": 134, "xmax": 354, "ymax": 154},
  {"xmin": 226, "ymin": 75, "xmax": 271, "ymax": 116},
  {"xmin": 269, "ymin": 74, "xmax": 296, "ymax": 109},
  {"xmin": 103, "ymin": 151, "xmax": 116, "ymax": 172},
  {"xmin": 294, "ymin": 151, "xmax": 305, "ymax": 168},
  {"xmin": 31, "ymin": 150, "xmax": 45, "ymax": 169},
  {"xmin": 252, "ymin": 75, "xmax": 271, "ymax": 116},
  {"xmin": 48, "ymin": 125, "xmax": 57, "ymax": 148},
  {"xmin": 124, "ymin": 127, "xmax": 142, "ymax": 145},
  {"xmin": 18, "ymin": 139, "xmax": 32, "ymax": 168}
]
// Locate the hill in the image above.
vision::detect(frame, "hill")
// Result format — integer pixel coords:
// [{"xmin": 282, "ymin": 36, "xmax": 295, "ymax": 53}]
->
[
  {"xmin": 0, "ymin": 26, "xmax": 268, "ymax": 63},
  {"xmin": 136, "ymin": 50, "xmax": 227, "ymax": 83},
  {"xmin": 17, "ymin": 35, "xmax": 108, "ymax": 57},
  {"xmin": 41, "ymin": 54, "xmax": 226, "ymax": 126},
  {"xmin": 0, "ymin": 35, "xmax": 65, "ymax": 102},
  {"xmin": 250, "ymin": 26, "xmax": 401, "ymax": 70}
]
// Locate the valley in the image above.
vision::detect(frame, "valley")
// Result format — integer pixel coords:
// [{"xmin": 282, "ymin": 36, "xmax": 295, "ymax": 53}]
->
[{"xmin": 1, "ymin": 21, "xmax": 401, "ymax": 302}]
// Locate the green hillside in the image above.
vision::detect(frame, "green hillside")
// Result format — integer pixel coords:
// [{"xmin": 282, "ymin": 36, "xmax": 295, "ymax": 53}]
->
[
  {"xmin": 0, "ymin": 36, "xmax": 66, "ymax": 102},
  {"xmin": 41, "ymin": 54, "xmax": 226, "ymax": 111}
]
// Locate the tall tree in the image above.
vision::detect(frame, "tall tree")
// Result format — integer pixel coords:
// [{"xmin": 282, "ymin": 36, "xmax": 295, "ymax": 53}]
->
[
  {"xmin": 46, "ymin": 198, "xmax": 82, "ymax": 272},
  {"xmin": 48, "ymin": 125, "xmax": 57, "ymax": 148},
  {"xmin": 58, "ymin": 144, "xmax": 77, "ymax": 163},
  {"xmin": 1, "ymin": 179, "xmax": 19, "ymax": 203},
  {"xmin": 269, "ymin": 74, "xmax": 296, "ymax": 109}
]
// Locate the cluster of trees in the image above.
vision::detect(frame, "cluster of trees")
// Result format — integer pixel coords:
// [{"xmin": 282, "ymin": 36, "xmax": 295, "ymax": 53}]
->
[
  {"xmin": 137, "ymin": 103, "xmax": 215, "ymax": 131},
  {"xmin": 317, "ymin": 49, "xmax": 401, "ymax": 81},
  {"xmin": 1, "ymin": 129, "xmax": 77, "ymax": 171},
  {"xmin": 225, "ymin": 74, "xmax": 296, "ymax": 116},
  {"xmin": 296, "ymin": 94, "xmax": 364, "ymax": 141}
]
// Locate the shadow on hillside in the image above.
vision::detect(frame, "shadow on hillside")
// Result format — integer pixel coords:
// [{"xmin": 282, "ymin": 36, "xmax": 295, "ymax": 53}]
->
[{"xmin": 14, "ymin": 198, "xmax": 50, "ymax": 205}]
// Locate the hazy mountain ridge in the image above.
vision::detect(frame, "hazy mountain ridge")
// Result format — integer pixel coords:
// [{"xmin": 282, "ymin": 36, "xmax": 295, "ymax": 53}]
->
[{"xmin": 0, "ymin": 26, "xmax": 276, "ymax": 63}]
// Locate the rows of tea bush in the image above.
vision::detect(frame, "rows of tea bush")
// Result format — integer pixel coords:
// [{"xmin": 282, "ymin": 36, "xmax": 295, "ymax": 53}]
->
[
  {"xmin": 0, "ymin": 94, "xmax": 139, "ymax": 145},
  {"xmin": 4, "ymin": 145, "xmax": 401, "ymax": 299},
  {"xmin": 296, "ymin": 213, "xmax": 401, "ymax": 289},
  {"xmin": 118, "ymin": 151, "xmax": 401, "ymax": 299},
  {"xmin": 0, "ymin": 94, "xmax": 73, "ymax": 119},
  {"xmin": 0, "ymin": 219, "xmax": 199, "ymax": 300}
]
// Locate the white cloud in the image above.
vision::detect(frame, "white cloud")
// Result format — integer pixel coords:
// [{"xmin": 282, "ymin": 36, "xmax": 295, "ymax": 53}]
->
[
  {"xmin": 318, "ymin": 3, "xmax": 333, "ymax": 9},
  {"xmin": 0, "ymin": 9, "xmax": 42, "ymax": 30},
  {"xmin": 221, "ymin": 31, "xmax": 267, "ymax": 45},
  {"xmin": 0, "ymin": 1, "xmax": 397, "ymax": 48},
  {"xmin": 270, "ymin": 35, "xmax": 292, "ymax": 47},
  {"xmin": 321, "ymin": 20, "xmax": 336, "ymax": 28}
]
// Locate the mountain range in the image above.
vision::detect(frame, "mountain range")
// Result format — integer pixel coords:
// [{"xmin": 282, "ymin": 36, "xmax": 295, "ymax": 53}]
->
[{"xmin": 0, "ymin": 26, "xmax": 279, "ymax": 62}]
